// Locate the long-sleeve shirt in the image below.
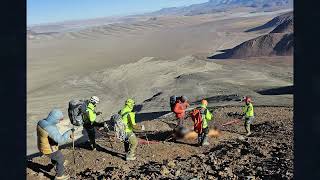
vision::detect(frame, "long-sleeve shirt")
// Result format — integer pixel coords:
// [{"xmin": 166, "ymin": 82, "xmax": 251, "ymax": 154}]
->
[
  {"xmin": 173, "ymin": 100, "xmax": 189, "ymax": 119},
  {"xmin": 200, "ymin": 104, "xmax": 213, "ymax": 129}
]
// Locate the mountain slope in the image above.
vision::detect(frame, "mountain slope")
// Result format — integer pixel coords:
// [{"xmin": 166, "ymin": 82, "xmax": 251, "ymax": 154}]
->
[
  {"xmin": 270, "ymin": 16, "xmax": 293, "ymax": 33},
  {"xmin": 245, "ymin": 11, "xmax": 293, "ymax": 32},
  {"xmin": 210, "ymin": 12, "xmax": 293, "ymax": 59}
]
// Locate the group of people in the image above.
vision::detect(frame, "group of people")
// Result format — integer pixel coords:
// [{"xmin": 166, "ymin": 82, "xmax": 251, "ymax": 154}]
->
[
  {"xmin": 171, "ymin": 96, "xmax": 213, "ymax": 146},
  {"xmin": 36, "ymin": 95, "xmax": 254, "ymax": 179}
]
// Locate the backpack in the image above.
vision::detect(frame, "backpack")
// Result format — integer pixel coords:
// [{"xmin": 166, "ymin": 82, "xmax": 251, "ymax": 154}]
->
[
  {"xmin": 170, "ymin": 95, "xmax": 178, "ymax": 111},
  {"xmin": 110, "ymin": 113, "xmax": 127, "ymax": 142},
  {"xmin": 67, "ymin": 100, "xmax": 88, "ymax": 126},
  {"xmin": 190, "ymin": 108, "xmax": 204, "ymax": 134}
]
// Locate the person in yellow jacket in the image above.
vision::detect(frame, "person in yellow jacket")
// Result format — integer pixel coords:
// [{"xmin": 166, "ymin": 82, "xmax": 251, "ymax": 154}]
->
[
  {"xmin": 241, "ymin": 96, "xmax": 254, "ymax": 136},
  {"xmin": 82, "ymin": 96, "xmax": 102, "ymax": 150},
  {"xmin": 119, "ymin": 98, "xmax": 145, "ymax": 161},
  {"xmin": 198, "ymin": 99, "xmax": 213, "ymax": 146}
]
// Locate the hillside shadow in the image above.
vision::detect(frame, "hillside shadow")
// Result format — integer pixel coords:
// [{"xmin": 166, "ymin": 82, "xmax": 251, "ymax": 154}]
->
[
  {"xmin": 191, "ymin": 94, "xmax": 241, "ymax": 106},
  {"xmin": 95, "ymin": 145, "xmax": 125, "ymax": 159},
  {"xmin": 245, "ymin": 22, "xmax": 273, "ymax": 32},
  {"xmin": 256, "ymin": 85, "xmax": 293, "ymax": 95},
  {"xmin": 207, "ymin": 48, "xmax": 233, "ymax": 59},
  {"xmin": 27, "ymin": 160, "xmax": 55, "ymax": 179},
  {"xmin": 136, "ymin": 130, "xmax": 173, "ymax": 141},
  {"xmin": 136, "ymin": 130, "xmax": 198, "ymax": 147},
  {"xmin": 135, "ymin": 111, "xmax": 171, "ymax": 123}
]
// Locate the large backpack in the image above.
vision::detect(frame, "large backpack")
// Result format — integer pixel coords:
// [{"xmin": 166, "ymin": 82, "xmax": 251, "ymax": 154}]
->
[
  {"xmin": 68, "ymin": 100, "xmax": 88, "ymax": 126},
  {"xmin": 190, "ymin": 108, "xmax": 204, "ymax": 134},
  {"xmin": 170, "ymin": 95, "xmax": 178, "ymax": 112},
  {"xmin": 110, "ymin": 113, "xmax": 127, "ymax": 142}
]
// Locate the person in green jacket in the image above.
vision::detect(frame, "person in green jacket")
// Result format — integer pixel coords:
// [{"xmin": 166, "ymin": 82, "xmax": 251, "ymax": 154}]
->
[
  {"xmin": 82, "ymin": 96, "xmax": 102, "ymax": 150},
  {"xmin": 119, "ymin": 98, "xmax": 145, "ymax": 161},
  {"xmin": 198, "ymin": 99, "xmax": 213, "ymax": 146},
  {"xmin": 241, "ymin": 96, "xmax": 254, "ymax": 136}
]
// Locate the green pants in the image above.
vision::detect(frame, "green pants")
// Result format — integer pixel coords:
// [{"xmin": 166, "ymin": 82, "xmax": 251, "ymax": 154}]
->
[
  {"xmin": 244, "ymin": 117, "xmax": 254, "ymax": 134},
  {"xmin": 124, "ymin": 132, "xmax": 138, "ymax": 158}
]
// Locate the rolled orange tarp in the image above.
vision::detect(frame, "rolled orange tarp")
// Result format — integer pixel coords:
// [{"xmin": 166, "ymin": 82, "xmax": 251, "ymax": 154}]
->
[
  {"xmin": 183, "ymin": 129, "xmax": 222, "ymax": 140},
  {"xmin": 208, "ymin": 129, "xmax": 222, "ymax": 137}
]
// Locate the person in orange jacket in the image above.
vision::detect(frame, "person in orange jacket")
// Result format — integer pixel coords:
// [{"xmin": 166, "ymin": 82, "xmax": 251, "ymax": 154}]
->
[{"xmin": 173, "ymin": 96, "xmax": 190, "ymax": 128}]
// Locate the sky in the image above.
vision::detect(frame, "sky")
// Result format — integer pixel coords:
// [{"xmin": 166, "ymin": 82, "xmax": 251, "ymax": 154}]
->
[{"xmin": 27, "ymin": 0, "xmax": 208, "ymax": 25}]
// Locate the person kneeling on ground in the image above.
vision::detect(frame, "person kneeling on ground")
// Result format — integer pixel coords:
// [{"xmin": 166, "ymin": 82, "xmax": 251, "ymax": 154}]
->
[
  {"xmin": 241, "ymin": 96, "xmax": 254, "ymax": 136},
  {"xmin": 37, "ymin": 109, "xmax": 74, "ymax": 180},
  {"xmin": 198, "ymin": 99, "xmax": 213, "ymax": 146},
  {"xmin": 82, "ymin": 96, "xmax": 102, "ymax": 150},
  {"xmin": 173, "ymin": 95, "xmax": 190, "ymax": 128},
  {"xmin": 120, "ymin": 98, "xmax": 145, "ymax": 161}
]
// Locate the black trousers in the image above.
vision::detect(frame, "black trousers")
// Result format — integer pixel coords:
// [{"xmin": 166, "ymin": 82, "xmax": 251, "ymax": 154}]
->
[
  {"xmin": 83, "ymin": 122, "xmax": 99, "ymax": 149},
  {"xmin": 198, "ymin": 127, "xmax": 209, "ymax": 144},
  {"xmin": 49, "ymin": 150, "xmax": 65, "ymax": 176}
]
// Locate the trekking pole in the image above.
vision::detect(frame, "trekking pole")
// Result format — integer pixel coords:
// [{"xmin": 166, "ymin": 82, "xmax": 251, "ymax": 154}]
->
[
  {"xmin": 71, "ymin": 125, "xmax": 76, "ymax": 179},
  {"xmin": 70, "ymin": 124, "xmax": 76, "ymax": 164},
  {"xmin": 144, "ymin": 132, "xmax": 150, "ymax": 146},
  {"xmin": 99, "ymin": 116, "xmax": 114, "ymax": 149}
]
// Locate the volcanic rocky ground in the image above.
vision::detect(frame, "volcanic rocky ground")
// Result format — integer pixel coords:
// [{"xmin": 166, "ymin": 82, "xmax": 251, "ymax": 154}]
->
[
  {"xmin": 27, "ymin": 106, "xmax": 293, "ymax": 180},
  {"xmin": 27, "ymin": 6, "xmax": 293, "ymax": 179}
]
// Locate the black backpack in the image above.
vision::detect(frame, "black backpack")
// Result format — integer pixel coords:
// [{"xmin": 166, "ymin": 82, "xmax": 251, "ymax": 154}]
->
[
  {"xmin": 170, "ymin": 95, "xmax": 178, "ymax": 111},
  {"xmin": 67, "ymin": 100, "xmax": 88, "ymax": 126}
]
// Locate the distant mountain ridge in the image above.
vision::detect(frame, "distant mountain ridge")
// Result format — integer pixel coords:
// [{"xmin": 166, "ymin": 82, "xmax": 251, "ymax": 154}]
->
[{"xmin": 150, "ymin": 0, "xmax": 293, "ymax": 16}]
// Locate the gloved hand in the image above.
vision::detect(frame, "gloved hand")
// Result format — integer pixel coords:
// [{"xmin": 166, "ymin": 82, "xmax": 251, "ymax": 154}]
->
[
  {"xmin": 239, "ymin": 113, "xmax": 245, "ymax": 118},
  {"xmin": 141, "ymin": 125, "xmax": 145, "ymax": 131},
  {"xmin": 96, "ymin": 111, "xmax": 102, "ymax": 116},
  {"xmin": 98, "ymin": 127, "xmax": 104, "ymax": 131}
]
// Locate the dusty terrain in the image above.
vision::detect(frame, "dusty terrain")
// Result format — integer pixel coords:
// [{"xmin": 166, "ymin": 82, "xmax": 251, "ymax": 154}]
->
[
  {"xmin": 27, "ymin": 6, "xmax": 293, "ymax": 179},
  {"xmin": 27, "ymin": 106, "xmax": 293, "ymax": 179},
  {"xmin": 27, "ymin": 9, "xmax": 292, "ymax": 155}
]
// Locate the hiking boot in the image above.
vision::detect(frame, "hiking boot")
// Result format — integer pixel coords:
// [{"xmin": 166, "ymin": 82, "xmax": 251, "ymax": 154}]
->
[
  {"xmin": 63, "ymin": 160, "xmax": 69, "ymax": 166},
  {"xmin": 202, "ymin": 136, "xmax": 209, "ymax": 146},
  {"xmin": 246, "ymin": 132, "xmax": 252, "ymax": 136},
  {"xmin": 90, "ymin": 144, "xmax": 97, "ymax": 151},
  {"xmin": 54, "ymin": 174, "xmax": 70, "ymax": 180},
  {"xmin": 126, "ymin": 156, "xmax": 136, "ymax": 161},
  {"xmin": 202, "ymin": 141, "xmax": 210, "ymax": 146}
]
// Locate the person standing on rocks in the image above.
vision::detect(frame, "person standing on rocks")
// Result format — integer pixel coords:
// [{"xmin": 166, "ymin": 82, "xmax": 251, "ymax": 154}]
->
[
  {"xmin": 36, "ymin": 109, "xmax": 74, "ymax": 180},
  {"xmin": 241, "ymin": 96, "xmax": 254, "ymax": 136},
  {"xmin": 82, "ymin": 96, "xmax": 102, "ymax": 150},
  {"xmin": 173, "ymin": 95, "xmax": 190, "ymax": 128},
  {"xmin": 197, "ymin": 99, "xmax": 213, "ymax": 146},
  {"xmin": 120, "ymin": 98, "xmax": 145, "ymax": 161}
]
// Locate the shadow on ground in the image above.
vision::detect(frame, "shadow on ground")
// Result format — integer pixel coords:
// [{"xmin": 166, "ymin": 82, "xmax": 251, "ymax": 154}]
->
[
  {"xmin": 135, "ymin": 111, "xmax": 171, "ymax": 122},
  {"xmin": 191, "ymin": 94, "xmax": 241, "ymax": 105},
  {"xmin": 207, "ymin": 49, "xmax": 234, "ymax": 59},
  {"xmin": 256, "ymin": 85, "xmax": 293, "ymax": 95},
  {"xmin": 27, "ymin": 160, "xmax": 55, "ymax": 179}
]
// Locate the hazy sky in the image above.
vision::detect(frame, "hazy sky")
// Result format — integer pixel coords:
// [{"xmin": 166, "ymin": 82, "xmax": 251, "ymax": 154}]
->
[{"xmin": 27, "ymin": 0, "xmax": 208, "ymax": 25}]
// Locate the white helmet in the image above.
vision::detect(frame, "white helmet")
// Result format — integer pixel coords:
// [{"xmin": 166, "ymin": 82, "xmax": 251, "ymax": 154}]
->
[{"xmin": 90, "ymin": 96, "xmax": 100, "ymax": 104}]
